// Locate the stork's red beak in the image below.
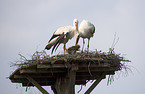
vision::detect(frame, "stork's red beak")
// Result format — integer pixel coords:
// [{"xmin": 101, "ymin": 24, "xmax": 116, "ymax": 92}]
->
[{"xmin": 76, "ymin": 24, "xmax": 79, "ymax": 33}]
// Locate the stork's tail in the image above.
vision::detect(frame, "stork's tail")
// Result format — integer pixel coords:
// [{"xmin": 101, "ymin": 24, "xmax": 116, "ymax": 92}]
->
[
  {"xmin": 45, "ymin": 43, "xmax": 53, "ymax": 50},
  {"xmin": 45, "ymin": 35, "xmax": 59, "ymax": 50}
]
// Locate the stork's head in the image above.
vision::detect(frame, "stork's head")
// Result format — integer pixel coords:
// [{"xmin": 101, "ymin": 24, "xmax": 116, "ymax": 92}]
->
[{"xmin": 73, "ymin": 18, "xmax": 79, "ymax": 32}]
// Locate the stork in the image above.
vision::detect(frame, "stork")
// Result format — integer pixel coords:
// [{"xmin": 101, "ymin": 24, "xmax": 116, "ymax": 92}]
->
[
  {"xmin": 75, "ymin": 20, "xmax": 95, "ymax": 51},
  {"xmin": 45, "ymin": 19, "xmax": 79, "ymax": 54}
]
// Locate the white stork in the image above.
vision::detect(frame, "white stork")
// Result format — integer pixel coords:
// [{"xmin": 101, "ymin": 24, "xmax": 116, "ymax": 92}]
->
[
  {"xmin": 45, "ymin": 19, "xmax": 79, "ymax": 54},
  {"xmin": 75, "ymin": 20, "xmax": 95, "ymax": 51}
]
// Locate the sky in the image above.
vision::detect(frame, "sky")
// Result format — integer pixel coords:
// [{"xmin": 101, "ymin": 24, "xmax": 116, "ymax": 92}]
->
[{"xmin": 0, "ymin": 0, "xmax": 145, "ymax": 94}]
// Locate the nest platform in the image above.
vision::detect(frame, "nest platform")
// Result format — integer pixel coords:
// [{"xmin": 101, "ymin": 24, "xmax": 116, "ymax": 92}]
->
[{"xmin": 9, "ymin": 51, "xmax": 129, "ymax": 94}]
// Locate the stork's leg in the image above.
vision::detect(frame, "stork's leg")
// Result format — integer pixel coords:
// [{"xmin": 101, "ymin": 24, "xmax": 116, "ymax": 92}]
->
[
  {"xmin": 74, "ymin": 35, "xmax": 80, "ymax": 54},
  {"xmin": 63, "ymin": 44, "xmax": 66, "ymax": 55},
  {"xmin": 75, "ymin": 35, "xmax": 80, "ymax": 46},
  {"xmin": 82, "ymin": 39, "xmax": 85, "ymax": 52},
  {"xmin": 87, "ymin": 38, "xmax": 90, "ymax": 51},
  {"xmin": 64, "ymin": 44, "xmax": 69, "ymax": 54}
]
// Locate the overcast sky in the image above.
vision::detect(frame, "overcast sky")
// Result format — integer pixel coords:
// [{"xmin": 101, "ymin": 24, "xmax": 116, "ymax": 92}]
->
[{"xmin": 0, "ymin": 0, "xmax": 145, "ymax": 94}]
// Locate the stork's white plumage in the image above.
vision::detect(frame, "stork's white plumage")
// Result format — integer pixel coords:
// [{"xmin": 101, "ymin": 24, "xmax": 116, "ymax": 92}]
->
[
  {"xmin": 75, "ymin": 20, "xmax": 95, "ymax": 51},
  {"xmin": 45, "ymin": 19, "xmax": 79, "ymax": 54}
]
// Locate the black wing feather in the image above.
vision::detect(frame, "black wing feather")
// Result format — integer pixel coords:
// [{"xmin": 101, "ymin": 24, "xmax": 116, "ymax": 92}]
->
[
  {"xmin": 51, "ymin": 33, "xmax": 65, "ymax": 54},
  {"xmin": 51, "ymin": 32, "xmax": 70, "ymax": 54},
  {"xmin": 48, "ymin": 34, "xmax": 61, "ymax": 43}
]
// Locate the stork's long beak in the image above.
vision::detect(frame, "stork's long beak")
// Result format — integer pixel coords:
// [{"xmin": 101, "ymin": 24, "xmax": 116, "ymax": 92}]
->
[{"xmin": 76, "ymin": 24, "xmax": 79, "ymax": 33}]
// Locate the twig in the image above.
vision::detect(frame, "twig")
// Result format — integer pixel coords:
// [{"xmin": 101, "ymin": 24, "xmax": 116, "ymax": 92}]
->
[
  {"xmin": 26, "ymin": 81, "xmax": 30, "ymax": 92},
  {"xmin": 18, "ymin": 53, "xmax": 27, "ymax": 61},
  {"xmin": 88, "ymin": 62, "xmax": 92, "ymax": 76}
]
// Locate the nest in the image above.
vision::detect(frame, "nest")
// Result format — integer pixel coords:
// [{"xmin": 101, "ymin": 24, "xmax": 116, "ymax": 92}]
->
[
  {"xmin": 10, "ymin": 47, "xmax": 131, "ymax": 86},
  {"xmin": 11, "ymin": 49, "xmax": 130, "ymax": 68}
]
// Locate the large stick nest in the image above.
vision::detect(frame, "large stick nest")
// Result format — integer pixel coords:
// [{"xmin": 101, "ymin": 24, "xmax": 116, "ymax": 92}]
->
[
  {"xmin": 10, "ymin": 47, "xmax": 131, "ymax": 86},
  {"xmin": 10, "ymin": 49, "xmax": 130, "ymax": 68}
]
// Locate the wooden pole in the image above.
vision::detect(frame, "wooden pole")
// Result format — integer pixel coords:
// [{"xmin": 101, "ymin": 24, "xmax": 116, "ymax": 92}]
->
[
  {"xmin": 51, "ymin": 64, "xmax": 78, "ymax": 94},
  {"xmin": 25, "ymin": 75, "xmax": 49, "ymax": 94},
  {"xmin": 84, "ymin": 73, "xmax": 105, "ymax": 94}
]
